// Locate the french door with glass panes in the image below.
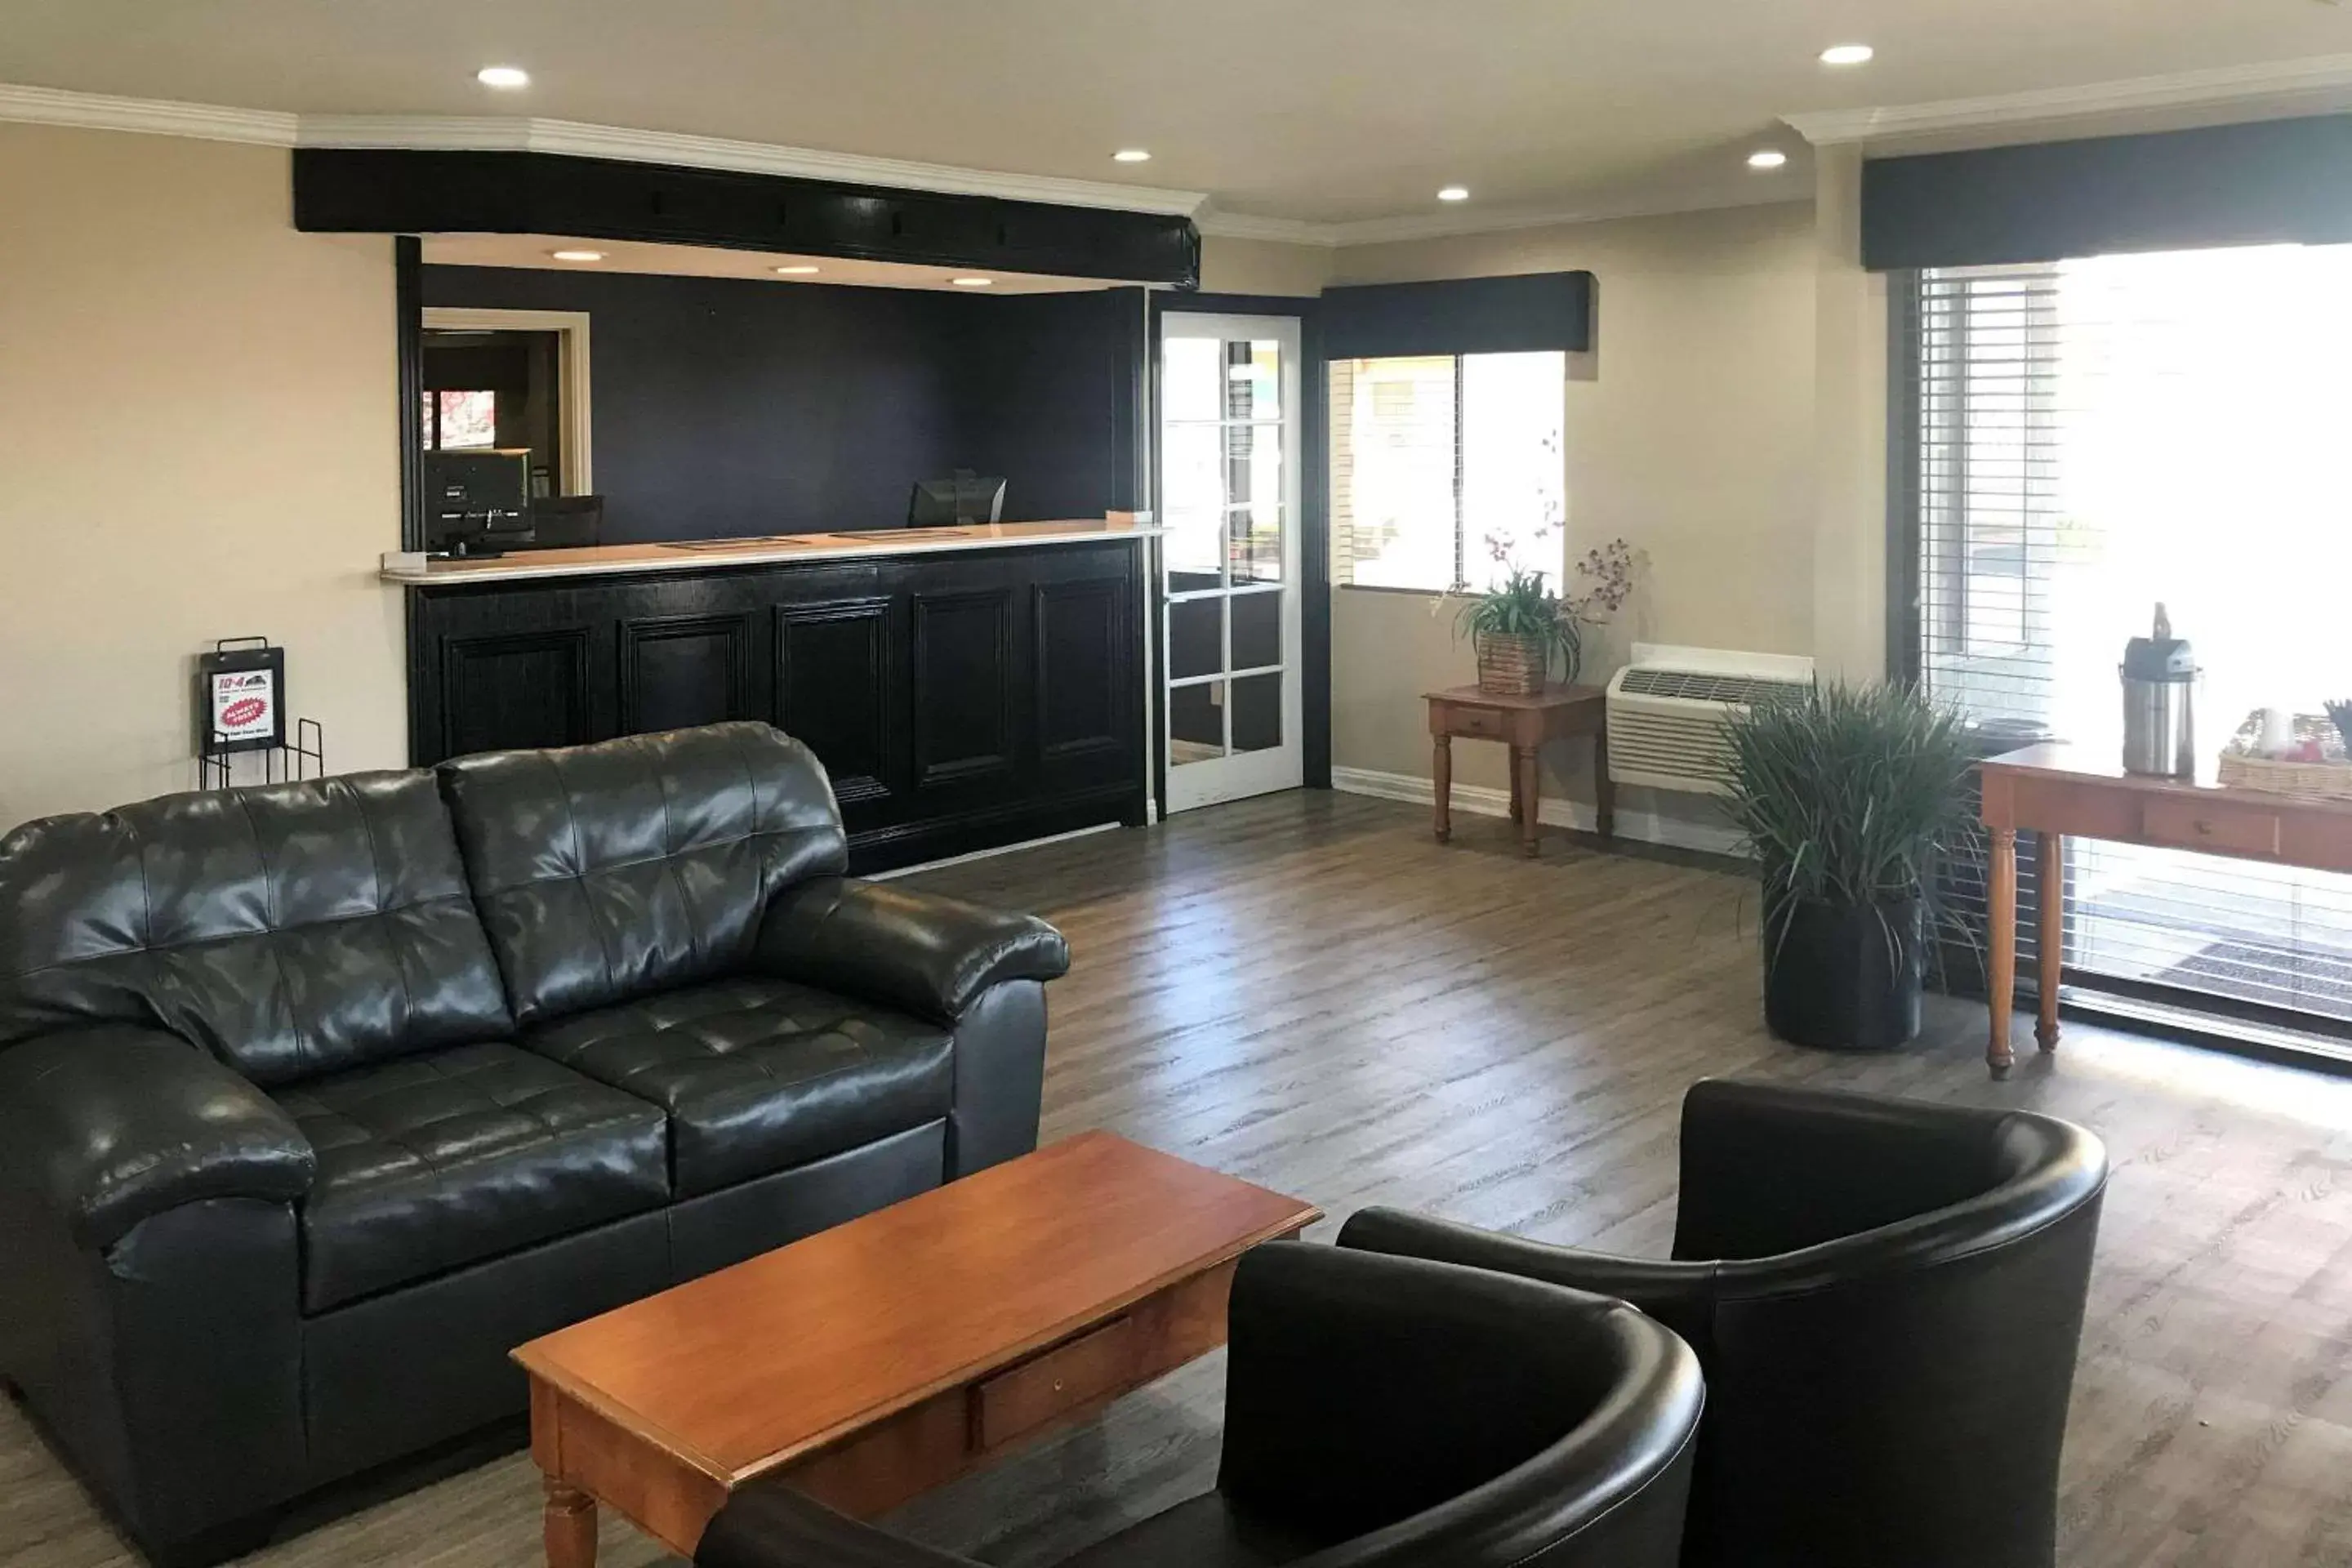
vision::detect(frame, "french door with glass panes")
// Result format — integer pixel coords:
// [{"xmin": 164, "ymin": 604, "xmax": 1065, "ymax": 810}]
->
[{"xmin": 1158, "ymin": 314, "xmax": 1303, "ymax": 813}]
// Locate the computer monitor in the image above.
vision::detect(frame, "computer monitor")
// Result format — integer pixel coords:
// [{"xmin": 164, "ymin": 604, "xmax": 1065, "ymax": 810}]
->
[
  {"xmin": 424, "ymin": 449, "xmax": 534, "ymax": 557},
  {"xmin": 908, "ymin": 470, "xmax": 1007, "ymax": 527}
]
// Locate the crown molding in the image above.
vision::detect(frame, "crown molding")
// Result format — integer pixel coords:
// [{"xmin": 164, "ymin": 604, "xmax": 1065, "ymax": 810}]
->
[
  {"xmin": 0, "ymin": 82, "xmax": 295, "ymax": 145},
  {"xmin": 1320, "ymin": 183, "xmax": 1802, "ymax": 246},
  {"xmin": 1785, "ymin": 53, "xmax": 2352, "ymax": 147},
  {"xmin": 1195, "ymin": 209, "xmax": 1337, "ymax": 246},
  {"xmin": 1198, "ymin": 180, "xmax": 1805, "ymax": 251},
  {"xmin": 0, "ymin": 83, "xmax": 1207, "ymax": 216}
]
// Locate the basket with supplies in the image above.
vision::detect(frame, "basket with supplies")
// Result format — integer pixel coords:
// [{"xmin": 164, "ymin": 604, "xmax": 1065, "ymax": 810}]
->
[{"xmin": 2218, "ymin": 702, "xmax": 2352, "ymax": 803}]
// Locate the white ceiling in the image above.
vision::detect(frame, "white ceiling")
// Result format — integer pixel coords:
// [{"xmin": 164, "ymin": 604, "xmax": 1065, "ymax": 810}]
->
[{"xmin": 2, "ymin": 0, "xmax": 2349, "ymax": 226}]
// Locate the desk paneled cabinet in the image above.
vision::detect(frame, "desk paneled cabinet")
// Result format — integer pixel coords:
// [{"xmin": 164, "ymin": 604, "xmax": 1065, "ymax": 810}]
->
[
  {"xmin": 1978, "ymin": 742, "xmax": 2352, "ymax": 1077},
  {"xmin": 403, "ymin": 536, "xmax": 1146, "ymax": 872}
]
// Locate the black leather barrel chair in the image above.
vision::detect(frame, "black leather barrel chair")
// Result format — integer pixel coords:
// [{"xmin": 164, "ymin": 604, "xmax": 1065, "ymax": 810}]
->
[
  {"xmin": 0, "ymin": 723, "xmax": 1068, "ymax": 1566},
  {"xmin": 1341, "ymin": 1078, "xmax": 2109, "ymax": 1568},
  {"xmin": 696, "ymin": 1241, "xmax": 1704, "ymax": 1568}
]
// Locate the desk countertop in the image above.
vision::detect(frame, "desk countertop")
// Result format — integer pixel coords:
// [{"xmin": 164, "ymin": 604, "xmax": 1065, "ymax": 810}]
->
[{"xmin": 382, "ymin": 514, "xmax": 1158, "ymax": 586}]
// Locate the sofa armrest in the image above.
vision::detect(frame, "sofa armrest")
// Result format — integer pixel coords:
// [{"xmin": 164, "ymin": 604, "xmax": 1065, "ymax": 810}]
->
[
  {"xmin": 751, "ymin": 876, "xmax": 1070, "ymax": 1026},
  {"xmin": 0, "ymin": 1027, "xmax": 316, "ymax": 1250},
  {"xmin": 1339, "ymin": 1207, "xmax": 1721, "ymax": 1352},
  {"xmin": 697, "ymin": 1481, "xmax": 982, "ymax": 1568}
]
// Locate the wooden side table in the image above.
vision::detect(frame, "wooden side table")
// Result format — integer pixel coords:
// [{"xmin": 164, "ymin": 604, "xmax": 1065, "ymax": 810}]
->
[{"xmin": 1425, "ymin": 684, "xmax": 1612, "ymax": 858}]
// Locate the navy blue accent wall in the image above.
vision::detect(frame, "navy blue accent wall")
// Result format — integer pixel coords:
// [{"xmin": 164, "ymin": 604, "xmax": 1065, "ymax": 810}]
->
[{"xmin": 421, "ymin": 265, "xmax": 1131, "ymax": 543}]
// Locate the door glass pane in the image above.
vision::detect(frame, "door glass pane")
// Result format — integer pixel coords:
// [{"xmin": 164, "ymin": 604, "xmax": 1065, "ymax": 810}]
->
[
  {"xmin": 1164, "ymin": 337, "xmax": 1224, "ymax": 422},
  {"xmin": 1231, "ymin": 590, "xmax": 1281, "ymax": 670},
  {"xmin": 1232, "ymin": 673, "xmax": 1283, "ymax": 753},
  {"xmin": 1228, "ymin": 502, "xmax": 1284, "ymax": 584},
  {"xmin": 1163, "ymin": 419, "xmax": 1225, "ymax": 577},
  {"xmin": 1169, "ymin": 598, "xmax": 1225, "ymax": 681},
  {"xmin": 1170, "ymin": 681, "xmax": 1227, "ymax": 765},
  {"xmin": 1223, "ymin": 340, "xmax": 1285, "ymax": 421}
]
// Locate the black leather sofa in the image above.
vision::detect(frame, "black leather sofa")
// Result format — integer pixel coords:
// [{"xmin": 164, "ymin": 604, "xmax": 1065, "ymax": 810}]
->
[
  {"xmin": 696, "ymin": 1241, "xmax": 1706, "ymax": 1568},
  {"xmin": 1341, "ymin": 1079, "xmax": 2109, "ymax": 1568},
  {"xmin": 0, "ymin": 722, "xmax": 1070, "ymax": 1567}
]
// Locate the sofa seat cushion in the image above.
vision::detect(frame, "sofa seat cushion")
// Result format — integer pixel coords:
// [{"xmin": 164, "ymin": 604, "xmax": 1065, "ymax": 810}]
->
[
  {"xmin": 523, "ymin": 977, "xmax": 955, "ymax": 1199},
  {"xmin": 274, "ymin": 1042, "xmax": 670, "ymax": 1312}
]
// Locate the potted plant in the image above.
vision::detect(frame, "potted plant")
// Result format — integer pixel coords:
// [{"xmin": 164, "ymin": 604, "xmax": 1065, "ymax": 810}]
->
[
  {"xmin": 1721, "ymin": 682, "xmax": 1977, "ymax": 1051},
  {"xmin": 1450, "ymin": 539, "xmax": 1639, "ymax": 695},
  {"xmin": 1455, "ymin": 568, "xmax": 1575, "ymax": 695}
]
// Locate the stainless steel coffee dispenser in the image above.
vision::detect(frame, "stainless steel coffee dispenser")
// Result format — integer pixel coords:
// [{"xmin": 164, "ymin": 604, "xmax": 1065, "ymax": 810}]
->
[{"xmin": 2121, "ymin": 603, "xmax": 2197, "ymax": 777}]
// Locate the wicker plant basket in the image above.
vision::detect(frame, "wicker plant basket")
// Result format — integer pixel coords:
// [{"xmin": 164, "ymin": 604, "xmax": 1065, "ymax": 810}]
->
[
  {"xmin": 2218, "ymin": 710, "xmax": 2352, "ymax": 802},
  {"xmin": 1476, "ymin": 633, "xmax": 1549, "ymax": 696}
]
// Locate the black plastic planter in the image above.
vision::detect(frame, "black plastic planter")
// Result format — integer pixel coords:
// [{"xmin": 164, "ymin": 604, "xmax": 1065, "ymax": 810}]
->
[{"xmin": 1762, "ymin": 893, "xmax": 1925, "ymax": 1051}]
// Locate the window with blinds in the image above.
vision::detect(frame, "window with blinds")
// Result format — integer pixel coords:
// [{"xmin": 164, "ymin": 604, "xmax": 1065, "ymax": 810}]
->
[
  {"xmin": 1909, "ymin": 245, "xmax": 2352, "ymax": 1032},
  {"xmin": 1330, "ymin": 352, "xmax": 1565, "ymax": 591}
]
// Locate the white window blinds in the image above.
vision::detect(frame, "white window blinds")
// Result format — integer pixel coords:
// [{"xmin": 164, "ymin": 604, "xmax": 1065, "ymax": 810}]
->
[{"xmin": 1912, "ymin": 247, "xmax": 2352, "ymax": 1031}]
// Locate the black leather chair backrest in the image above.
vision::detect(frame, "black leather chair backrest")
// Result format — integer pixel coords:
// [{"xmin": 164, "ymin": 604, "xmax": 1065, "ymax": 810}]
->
[
  {"xmin": 435, "ymin": 723, "xmax": 848, "ymax": 1027},
  {"xmin": 1671, "ymin": 1078, "xmax": 2003, "ymax": 1262},
  {"xmin": 1685, "ymin": 1083, "xmax": 2107, "ymax": 1568},
  {"xmin": 1338, "ymin": 1080, "xmax": 2107, "ymax": 1568},
  {"xmin": 0, "ymin": 771, "xmax": 511, "ymax": 1084},
  {"xmin": 1219, "ymin": 1244, "xmax": 1703, "ymax": 1566}
]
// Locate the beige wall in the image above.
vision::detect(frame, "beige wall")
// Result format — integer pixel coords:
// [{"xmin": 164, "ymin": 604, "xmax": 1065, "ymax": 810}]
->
[
  {"xmin": 1323, "ymin": 203, "xmax": 1820, "ymax": 831},
  {"xmin": 1199, "ymin": 234, "xmax": 1332, "ymax": 297},
  {"xmin": 0, "ymin": 122, "xmax": 405, "ymax": 825}
]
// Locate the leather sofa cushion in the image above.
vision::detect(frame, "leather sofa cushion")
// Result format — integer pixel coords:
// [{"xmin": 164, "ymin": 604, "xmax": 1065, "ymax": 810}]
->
[
  {"xmin": 273, "ymin": 1042, "xmax": 669, "ymax": 1312},
  {"xmin": 525, "ymin": 978, "xmax": 953, "ymax": 1199},
  {"xmin": 436, "ymin": 724, "xmax": 848, "ymax": 1027},
  {"xmin": 0, "ymin": 771, "xmax": 511, "ymax": 1085},
  {"xmin": 1058, "ymin": 1494, "xmax": 1331, "ymax": 1568}
]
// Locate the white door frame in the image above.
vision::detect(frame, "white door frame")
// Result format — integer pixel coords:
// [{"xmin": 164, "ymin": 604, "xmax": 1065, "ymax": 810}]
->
[
  {"xmin": 1159, "ymin": 311, "xmax": 1305, "ymax": 813},
  {"xmin": 420, "ymin": 307, "xmax": 595, "ymax": 495}
]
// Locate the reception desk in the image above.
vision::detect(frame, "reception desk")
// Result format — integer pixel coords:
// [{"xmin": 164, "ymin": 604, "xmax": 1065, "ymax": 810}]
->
[{"xmin": 390, "ymin": 516, "xmax": 1155, "ymax": 871}]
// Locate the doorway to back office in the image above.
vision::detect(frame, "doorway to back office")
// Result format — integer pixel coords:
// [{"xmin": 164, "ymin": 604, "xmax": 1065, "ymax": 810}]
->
[{"xmin": 1158, "ymin": 312, "xmax": 1304, "ymax": 813}]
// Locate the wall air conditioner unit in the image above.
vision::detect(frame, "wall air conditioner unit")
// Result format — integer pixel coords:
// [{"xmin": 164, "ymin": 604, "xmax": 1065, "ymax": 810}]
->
[{"xmin": 1605, "ymin": 644, "xmax": 1815, "ymax": 795}]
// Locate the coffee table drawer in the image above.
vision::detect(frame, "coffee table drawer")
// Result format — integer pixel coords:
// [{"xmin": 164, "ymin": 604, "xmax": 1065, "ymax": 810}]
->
[{"xmin": 974, "ymin": 1315, "xmax": 1140, "ymax": 1450}]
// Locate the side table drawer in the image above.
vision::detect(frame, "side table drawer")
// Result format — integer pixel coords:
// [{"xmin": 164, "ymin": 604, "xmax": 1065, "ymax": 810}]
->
[
  {"xmin": 973, "ymin": 1314, "xmax": 1139, "ymax": 1450},
  {"xmin": 1438, "ymin": 704, "xmax": 1509, "ymax": 742},
  {"xmin": 2141, "ymin": 796, "xmax": 2281, "ymax": 858}
]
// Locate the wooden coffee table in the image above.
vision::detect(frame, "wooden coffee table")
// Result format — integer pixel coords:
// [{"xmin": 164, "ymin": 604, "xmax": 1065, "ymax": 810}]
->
[{"xmin": 514, "ymin": 1131, "xmax": 1321, "ymax": 1568}]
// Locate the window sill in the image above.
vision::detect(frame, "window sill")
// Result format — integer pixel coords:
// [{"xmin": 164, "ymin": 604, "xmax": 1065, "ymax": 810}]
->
[{"xmin": 1338, "ymin": 583, "xmax": 1459, "ymax": 599}]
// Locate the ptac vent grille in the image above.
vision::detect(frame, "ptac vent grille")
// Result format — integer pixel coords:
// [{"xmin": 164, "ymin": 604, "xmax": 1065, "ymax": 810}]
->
[{"xmin": 1616, "ymin": 669, "xmax": 1807, "ymax": 706}]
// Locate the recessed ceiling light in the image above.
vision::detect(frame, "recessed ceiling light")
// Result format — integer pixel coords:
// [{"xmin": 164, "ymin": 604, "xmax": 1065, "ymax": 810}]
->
[
  {"xmin": 549, "ymin": 248, "xmax": 605, "ymax": 262},
  {"xmin": 1112, "ymin": 149, "xmax": 1152, "ymax": 163},
  {"xmin": 1747, "ymin": 149, "xmax": 1789, "ymax": 171},
  {"xmin": 774, "ymin": 265, "xmax": 821, "ymax": 275},
  {"xmin": 951, "ymin": 276, "xmax": 994, "ymax": 287},
  {"xmin": 476, "ymin": 65, "xmax": 531, "ymax": 89},
  {"xmin": 1819, "ymin": 43, "xmax": 1875, "ymax": 66},
  {"xmin": 1437, "ymin": 185, "xmax": 1470, "ymax": 203}
]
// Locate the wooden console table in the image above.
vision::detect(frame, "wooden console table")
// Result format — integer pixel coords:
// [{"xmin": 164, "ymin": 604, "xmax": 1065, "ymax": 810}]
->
[
  {"xmin": 1979, "ymin": 742, "xmax": 2352, "ymax": 1077},
  {"xmin": 1425, "ymin": 684, "xmax": 1612, "ymax": 858}
]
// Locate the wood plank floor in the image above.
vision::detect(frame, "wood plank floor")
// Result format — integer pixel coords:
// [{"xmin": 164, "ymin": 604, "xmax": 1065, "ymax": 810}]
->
[{"xmin": 11, "ymin": 791, "xmax": 2352, "ymax": 1567}]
